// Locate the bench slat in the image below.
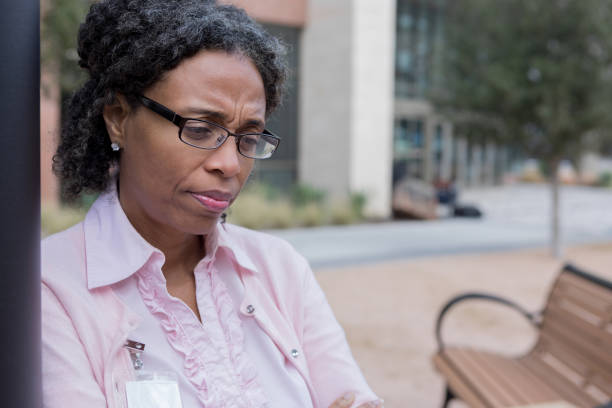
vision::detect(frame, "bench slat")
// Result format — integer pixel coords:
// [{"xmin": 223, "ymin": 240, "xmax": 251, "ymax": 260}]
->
[
  {"xmin": 590, "ymin": 372, "xmax": 612, "ymax": 397},
  {"xmin": 521, "ymin": 352, "xmax": 602, "ymax": 407},
  {"xmin": 547, "ymin": 274, "xmax": 612, "ymax": 325},
  {"xmin": 433, "ymin": 266, "xmax": 612, "ymax": 408},
  {"xmin": 541, "ymin": 305, "xmax": 612, "ymax": 374},
  {"xmin": 535, "ymin": 332, "xmax": 612, "ymax": 401},
  {"xmin": 437, "ymin": 348, "xmax": 563, "ymax": 407},
  {"xmin": 449, "ymin": 348, "xmax": 519, "ymax": 406},
  {"xmin": 551, "ymin": 286, "xmax": 610, "ymax": 321},
  {"xmin": 542, "ymin": 306, "xmax": 612, "ymax": 362},
  {"xmin": 539, "ymin": 326, "xmax": 612, "ymax": 388},
  {"xmin": 554, "ymin": 273, "xmax": 612, "ymax": 308},
  {"xmin": 470, "ymin": 350, "xmax": 561, "ymax": 404},
  {"xmin": 506, "ymin": 356, "xmax": 565, "ymax": 402},
  {"xmin": 433, "ymin": 353, "xmax": 489, "ymax": 408}
]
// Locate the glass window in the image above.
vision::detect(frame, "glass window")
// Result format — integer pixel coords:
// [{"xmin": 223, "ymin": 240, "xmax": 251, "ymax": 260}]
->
[
  {"xmin": 254, "ymin": 24, "xmax": 300, "ymax": 189},
  {"xmin": 393, "ymin": 119, "xmax": 425, "ymax": 184},
  {"xmin": 395, "ymin": 0, "xmax": 445, "ymax": 98},
  {"xmin": 394, "ymin": 118, "xmax": 424, "ymax": 157}
]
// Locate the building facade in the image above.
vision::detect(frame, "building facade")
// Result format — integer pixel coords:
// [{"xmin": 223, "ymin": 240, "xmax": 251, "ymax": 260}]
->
[
  {"xmin": 42, "ymin": 0, "xmax": 510, "ymax": 217},
  {"xmin": 227, "ymin": 0, "xmax": 509, "ymax": 218}
]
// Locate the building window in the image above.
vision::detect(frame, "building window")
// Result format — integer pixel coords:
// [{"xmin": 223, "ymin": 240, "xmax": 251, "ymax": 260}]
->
[
  {"xmin": 394, "ymin": 118, "xmax": 424, "ymax": 155},
  {"xmin": 254, "ymin": 24, "xmax": 300, "ymax": 190},
  {"xmin": 393, "ymin": 118, "xmax": 425, "ymax": 184},
  {"xmin": 395, "ymin": 0, "xmax": 445, "ymax": 98},
  {"xmin": 433, "ymin": 124, "xmax": 443, "ymax": 180}
]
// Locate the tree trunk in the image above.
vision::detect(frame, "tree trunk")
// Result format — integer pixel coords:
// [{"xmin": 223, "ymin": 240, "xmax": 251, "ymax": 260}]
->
[{"xmin": 550, "ymin": 158, "xmax": 562, "ymax": 258}]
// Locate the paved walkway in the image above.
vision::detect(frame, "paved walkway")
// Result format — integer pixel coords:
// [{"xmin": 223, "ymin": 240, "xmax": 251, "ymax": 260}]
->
[
  {"xmin": 314, "ymin": 243, "xmax": 612, "ymax": 408},
  {"xmin": 270, "ymin": 184, "xmax": 612, "ymax": 268}
]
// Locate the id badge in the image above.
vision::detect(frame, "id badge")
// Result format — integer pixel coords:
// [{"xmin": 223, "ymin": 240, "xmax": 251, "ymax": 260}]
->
[
  {"xmin": 125, "ymin": 371, "xmax": 183, "ymax": 408},
  {"xmin": 118, "ymin": 340, "xmax": 184, "ymax": 408}
]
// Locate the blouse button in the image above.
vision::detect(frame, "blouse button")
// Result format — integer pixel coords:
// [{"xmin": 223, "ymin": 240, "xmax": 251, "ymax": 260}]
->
[
  {"xmin": 246, "ymin": 304, "xmax": 255, "ymax": 314},
  {"xmin": 291, "ymin": 349, "xmax": 300, "ymax": 358}
]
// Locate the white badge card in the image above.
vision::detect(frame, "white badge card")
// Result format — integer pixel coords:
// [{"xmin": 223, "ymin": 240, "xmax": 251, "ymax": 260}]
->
[{"xmin": 125, "ymin": 371, "xmax": 183, "ymax": 408}]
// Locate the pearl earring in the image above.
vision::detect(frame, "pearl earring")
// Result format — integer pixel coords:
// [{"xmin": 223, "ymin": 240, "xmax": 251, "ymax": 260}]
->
[{"xmin": 111, "ymin": 142, "xmax": 121, "ymax": 152}]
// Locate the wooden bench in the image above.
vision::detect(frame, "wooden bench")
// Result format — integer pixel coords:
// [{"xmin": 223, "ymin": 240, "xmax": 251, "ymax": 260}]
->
[{"xmin": 432, "ymin": 263, "xmax": 612, "ymax": 408}]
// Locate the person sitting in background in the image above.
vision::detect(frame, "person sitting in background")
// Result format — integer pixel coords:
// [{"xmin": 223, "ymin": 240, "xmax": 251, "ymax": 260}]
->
[{"xmin": 42, "ymin": 1, "xmax": 382, "ymax": 407}]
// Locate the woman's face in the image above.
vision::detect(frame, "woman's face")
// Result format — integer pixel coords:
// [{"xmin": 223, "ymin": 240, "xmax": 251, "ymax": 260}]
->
[{"xmin": 105, "ymin": 50, "xmax": 266, "ymax": 238}]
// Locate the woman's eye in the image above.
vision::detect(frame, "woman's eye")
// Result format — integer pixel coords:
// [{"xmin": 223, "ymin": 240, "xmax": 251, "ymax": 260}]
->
[
  {"xmin": 183, "ymin": 124, "xmax": 214, "ymax": 140},
  {"xmin": 241, "ymin": 135, "xmax": 259, "ymax": 146},
  {"xmin": 238, "ymin": 136, "xmax": 259, "ymax": 154},
  {"xmin": 242, "ymin": 136, "xmax": 259, "ymax": 145}
]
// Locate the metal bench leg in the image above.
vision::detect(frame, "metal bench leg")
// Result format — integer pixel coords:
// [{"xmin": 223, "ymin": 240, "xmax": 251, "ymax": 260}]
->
[{"xmin": 441, "ymin": 385, "xmax": 454, "ymax": 408}]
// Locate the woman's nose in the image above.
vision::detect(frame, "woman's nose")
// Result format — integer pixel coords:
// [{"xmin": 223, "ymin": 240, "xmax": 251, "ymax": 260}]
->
[{"xmin": 203, "ymin": 136, "xmax": 242, "ymax": 177}]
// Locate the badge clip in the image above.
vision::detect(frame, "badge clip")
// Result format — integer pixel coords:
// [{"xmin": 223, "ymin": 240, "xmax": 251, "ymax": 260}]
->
[{"xmin": 124, "ymin": 339, "xmax": 145, "ymax": 371}]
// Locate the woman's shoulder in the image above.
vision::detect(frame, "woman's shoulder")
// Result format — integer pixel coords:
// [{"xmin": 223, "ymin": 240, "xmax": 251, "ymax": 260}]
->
[
  {"xmin": 221, "ymin": 223, "xmax": 299, "ymax": 253},
  {"xmin": 220, "ymin": 223, "xmax": 310, "ymax": 272}
]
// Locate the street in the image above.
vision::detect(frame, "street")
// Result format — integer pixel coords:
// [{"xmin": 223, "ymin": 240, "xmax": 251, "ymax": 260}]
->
[{"xmin": 269, "ymin": 184, "xmax": 612, "ymax": 268}]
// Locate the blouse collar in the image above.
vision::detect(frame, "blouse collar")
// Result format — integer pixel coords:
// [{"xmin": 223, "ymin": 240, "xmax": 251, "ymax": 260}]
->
[{"xmin": 84, "ymin": 184, "xmax": 257, "ymax": 290}]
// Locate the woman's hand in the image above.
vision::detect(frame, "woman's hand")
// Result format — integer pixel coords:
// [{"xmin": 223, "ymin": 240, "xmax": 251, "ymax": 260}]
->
[{"xmin": 328, "ymin": 392, "xmax": 383, "ymax": 408}]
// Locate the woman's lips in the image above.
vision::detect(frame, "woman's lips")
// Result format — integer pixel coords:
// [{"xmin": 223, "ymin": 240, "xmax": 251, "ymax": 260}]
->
[{"xmin": 190, "ymin": 191, "xmax": 231, "ymax": 213}]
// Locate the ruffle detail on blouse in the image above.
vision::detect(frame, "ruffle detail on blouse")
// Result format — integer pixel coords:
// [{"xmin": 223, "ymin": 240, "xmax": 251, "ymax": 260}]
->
[
  {"xmin": 206, "ymin": 261, "xmax": 268, "ymax": 407},
  {"xmin": 136, "ymin": 253, "xmax": 268, "ymax": 408}
]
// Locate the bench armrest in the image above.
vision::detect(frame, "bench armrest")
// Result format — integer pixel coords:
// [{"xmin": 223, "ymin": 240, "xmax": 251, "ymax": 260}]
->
[{"xmin": 435, "ymin": 292, "xmax": 541, "ymax": 352}]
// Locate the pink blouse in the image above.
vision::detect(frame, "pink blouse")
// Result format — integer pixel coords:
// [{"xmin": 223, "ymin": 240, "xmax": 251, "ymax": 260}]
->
[
  {"xmin": 42, "ymin": 188, "xmax": 381, "ymax": 407},
  {"xmin": 110, "ymin": 218, "xmax": 313, "ymax": 407}
]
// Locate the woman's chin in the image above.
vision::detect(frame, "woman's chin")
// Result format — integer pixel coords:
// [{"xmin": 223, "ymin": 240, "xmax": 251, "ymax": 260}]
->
[{"xmin": 176, "ymin": 213, "xmax": 224, "ymax": 236}]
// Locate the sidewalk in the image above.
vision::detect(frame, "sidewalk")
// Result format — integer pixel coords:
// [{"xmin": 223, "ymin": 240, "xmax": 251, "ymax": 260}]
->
[
  {"xmin": 271, "ymin": 184, "xmax": 612, "ymax": 268},
  {"xmin": 314, "ymin": 242, "xmax": 612, "ymax": 408}
]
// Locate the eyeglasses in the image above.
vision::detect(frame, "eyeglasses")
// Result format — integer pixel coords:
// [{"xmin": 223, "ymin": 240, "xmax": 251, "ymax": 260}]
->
[{"xmin": 137, "ymin": 95, "xmax": 280, "ymax": 159}]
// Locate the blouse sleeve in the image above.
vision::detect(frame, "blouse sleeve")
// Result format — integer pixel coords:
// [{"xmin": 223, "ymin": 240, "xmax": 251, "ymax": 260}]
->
[
  {"xmin": 299, "ymin": 262, "xmax": 382, "ymax": 408},
  {"xmin": 42, "ymin": 283, "xmax": 107, "ymax": 408}
]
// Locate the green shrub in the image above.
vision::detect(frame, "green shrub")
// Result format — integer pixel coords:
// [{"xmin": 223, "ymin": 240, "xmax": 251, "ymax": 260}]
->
[
  {"xmin": 294, "ymin": 202, "xmax": 325, "ymax": 227},
  {"xmin": 228, "ymin": 182, "xmax": 368, "ymax": 229},
  {"xmin": 598, "ymin": 172, "xmax": 612, "ymax": 187},
  {"xmin": 42, "ymin": 182, "xmax": 368, "ymax": 235},
  {"xmin": 328, "ymin": 199, "xmax": 357, "ymax": 225},
  {"xmin": 227, "ymin": 190, "xmax": 295, "ymax": 229},
  {"xmin": 291, "ymin": 184, "xmax": 326, "ymax": 206},
  {"xmin": 350, "ymin": 192, "xmax": 366, "ymax": 217}
]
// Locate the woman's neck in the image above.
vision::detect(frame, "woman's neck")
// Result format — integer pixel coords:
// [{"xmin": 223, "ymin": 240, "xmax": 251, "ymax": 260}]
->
[
  {"xmin": 118, "ymin": 195, "xmax": 206, "ymax": 282},
  {"xmin": 157, "ymin": 233, "xmax": 205, "ymax": 280},
  {"xmin": 141, "ymin": 223, "xmax": 205, "ymax": 282}
]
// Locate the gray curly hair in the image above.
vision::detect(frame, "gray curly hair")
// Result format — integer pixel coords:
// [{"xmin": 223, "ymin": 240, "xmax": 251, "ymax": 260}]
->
[{"xmin": 53, "ymin": 0, "xmax": 287, "ymax": 200}]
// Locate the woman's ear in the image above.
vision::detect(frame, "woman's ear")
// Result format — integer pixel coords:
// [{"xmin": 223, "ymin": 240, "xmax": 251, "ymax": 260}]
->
[{"xmin": 102, "ymin": 93, "xmax": 132, "ymax": 148}]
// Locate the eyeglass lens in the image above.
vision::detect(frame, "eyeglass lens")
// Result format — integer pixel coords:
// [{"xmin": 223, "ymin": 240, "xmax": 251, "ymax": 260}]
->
[{"xmin": 180, "ymin": 119, "xmax": 278, "ymax": 159}]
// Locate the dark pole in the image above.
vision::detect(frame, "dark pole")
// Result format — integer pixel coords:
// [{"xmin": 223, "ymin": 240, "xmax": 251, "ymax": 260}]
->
[{"xmin": 0, "ymin": 1, "xmax": 41, "ymax": 407}]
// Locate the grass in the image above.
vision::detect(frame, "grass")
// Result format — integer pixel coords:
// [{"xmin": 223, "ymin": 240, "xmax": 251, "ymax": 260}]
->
[
  {"xmin": 227, "ymin": 182, "xmax": 366, "ymax": 229},
  {"xmin": 41, "ymin": 182, "xmax": 368, "ymax": 236},
  {"xmin": 41, "ymin": 204, "xmax": 87, "ymax": 237}
]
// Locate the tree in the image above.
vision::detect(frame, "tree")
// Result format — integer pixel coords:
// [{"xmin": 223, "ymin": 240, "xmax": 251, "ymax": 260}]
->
[
  {"xmin": 435, "ymin": 0, "xmax": 612, "ymax": 257},
  {"xmin": 41, "ymin": 0, "xmax": 91, "ymax": 94}
]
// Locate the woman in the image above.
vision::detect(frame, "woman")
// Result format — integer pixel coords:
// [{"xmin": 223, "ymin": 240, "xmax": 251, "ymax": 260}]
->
[{"xmin": 43, "ymin": 1, "xmax": 382, "ymax": 407}]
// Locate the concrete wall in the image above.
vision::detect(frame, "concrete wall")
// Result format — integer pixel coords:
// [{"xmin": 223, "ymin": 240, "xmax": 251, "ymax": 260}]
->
[
  {"xmin": 299, "ymin": 0, "xmax": 353, "ymax": 197},
  {"xmin": 300, "ymin": 0, "xmax": 395, "ymax": 217},
  {"xmin": 484, "ymin": 142, "xmax": 496, "ymax": 185},
  {"xmin": 455, "ymin": 137, "xmax": 468, "ymax": 187},
  {"xmin": 350, "ymin": 0, "xmax": 396, "ymax": 217},
  {"xmin": 440, "ymin": 122, "xmax": 453, "ymax": 182},
  {"xmin": 469, "ymin": 144, "xmax": 483, "ymax": 186}
]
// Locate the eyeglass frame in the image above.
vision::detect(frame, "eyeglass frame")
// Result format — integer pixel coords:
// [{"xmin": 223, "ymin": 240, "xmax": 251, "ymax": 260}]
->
[{"xmin": 136, "ymin": 94, "xmax": 281, "ymax": 159}]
